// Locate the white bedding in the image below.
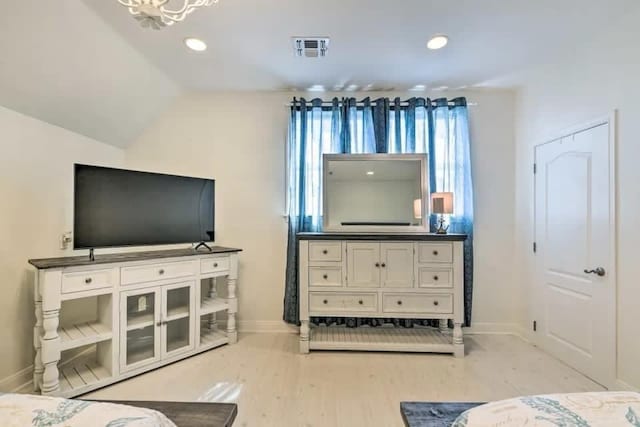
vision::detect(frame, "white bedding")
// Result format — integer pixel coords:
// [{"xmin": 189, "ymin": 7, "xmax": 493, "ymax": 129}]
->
[
  {"xmin": 453, "ymin": 391, "xmax": 640, "ymax": 427},
  {"xmin": 0, "ymin": 393, "xmax": 177, "ymax": 427}
]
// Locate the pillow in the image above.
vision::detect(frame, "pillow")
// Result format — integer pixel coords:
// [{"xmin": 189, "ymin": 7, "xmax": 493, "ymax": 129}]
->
[{"xmin": 452, "ymin": 392, "xmax": 640, "ymax": 427}]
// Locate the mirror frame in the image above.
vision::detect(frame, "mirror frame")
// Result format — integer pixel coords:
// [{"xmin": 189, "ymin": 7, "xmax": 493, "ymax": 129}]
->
[{"xmin": 322, "ymin": 153, "xmax": 430, "ymax": 233}]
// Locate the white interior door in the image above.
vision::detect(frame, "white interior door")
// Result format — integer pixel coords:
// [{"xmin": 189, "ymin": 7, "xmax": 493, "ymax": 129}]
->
[{"xmin": 534, "ymin": 119, "xmax": 615, "ymax": 387}]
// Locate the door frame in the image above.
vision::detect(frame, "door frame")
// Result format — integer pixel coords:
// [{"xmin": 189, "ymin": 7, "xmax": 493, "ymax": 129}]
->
[{"xmin": 532, "ymin": 111, "xmax": 617, "ymax": 388}]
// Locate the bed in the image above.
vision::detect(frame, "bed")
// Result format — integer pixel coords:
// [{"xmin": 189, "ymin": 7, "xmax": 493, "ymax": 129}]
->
[{"xmin": 0, "ymin": 393, "xmax": 238, "ymax": 427}]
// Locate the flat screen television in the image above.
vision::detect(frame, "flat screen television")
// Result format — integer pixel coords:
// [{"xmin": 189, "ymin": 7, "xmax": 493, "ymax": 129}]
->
[{"xmin": 74, "ymin": 164, "xmax": 215, "ymax": 249}]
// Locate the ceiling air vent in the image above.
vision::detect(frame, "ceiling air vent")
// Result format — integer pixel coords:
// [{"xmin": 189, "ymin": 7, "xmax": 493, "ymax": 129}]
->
[{"xmin": 292, "ymin": 37, "xmax": 330, "ymax": 58}]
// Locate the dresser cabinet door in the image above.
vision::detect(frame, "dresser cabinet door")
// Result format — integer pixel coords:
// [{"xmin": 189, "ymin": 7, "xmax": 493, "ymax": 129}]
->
[
  {"xmin": 381, "ymin": 243, "xmax": 414, "ymax": 288},
  {"xmin": 346, "ymin": 243, "xmax": 380, "ymax": 288}
]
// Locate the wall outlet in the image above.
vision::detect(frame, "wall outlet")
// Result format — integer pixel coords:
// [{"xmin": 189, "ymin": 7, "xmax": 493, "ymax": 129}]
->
[{"xmin": 60, "ymin": 232, "xmax": 73, "ymax": 249}]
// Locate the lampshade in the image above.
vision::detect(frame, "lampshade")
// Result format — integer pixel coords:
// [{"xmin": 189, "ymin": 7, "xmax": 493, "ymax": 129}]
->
[
  {"xmin": 413, "ymin": 199, "xmax": 422, "ymax": 219},
  {"xmin": 431, "ymin": 192, "xmax": 454, "ymax": 214}
]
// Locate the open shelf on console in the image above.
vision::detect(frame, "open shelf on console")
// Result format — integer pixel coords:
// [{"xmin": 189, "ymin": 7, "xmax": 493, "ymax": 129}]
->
[
  {"xmin": 59, "ymin": 294, "xmax": 113, "ymax": 351},
  {"xmin": 59, "ymin": 341, "xmax": 113, "ymax": 397}
]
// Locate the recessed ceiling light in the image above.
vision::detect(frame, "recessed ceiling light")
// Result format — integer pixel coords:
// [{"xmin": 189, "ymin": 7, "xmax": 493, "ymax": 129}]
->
[
  {"xmin": 427, "ymin": 34, "xmax": 448, "ymax": 50},
  {"xmin": 307, "ymin": 84, "xmax": 326, "ymax": 92},
  {"xmin": 366, "ymin": 171, "xmax": 375, "ymax": 176},
  {"xmin": 184, "ymin": 37, "xmax": 207, "ymax": 52}
]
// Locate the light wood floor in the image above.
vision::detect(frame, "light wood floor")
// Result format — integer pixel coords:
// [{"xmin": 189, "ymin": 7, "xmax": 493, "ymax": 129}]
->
[{"xmin": 84, "ymin": 333, "xmax": 604, "ymax": 427}]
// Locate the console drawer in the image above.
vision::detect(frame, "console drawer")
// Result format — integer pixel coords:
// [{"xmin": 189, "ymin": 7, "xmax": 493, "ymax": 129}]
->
[
  {"xmin": 309, "ymin": 241, "xmax": 342, "ymax": 262},
  {"xmin": 309, "ymin": 266, "xmax": 342, "ymax": 287},
  {"xmin": 309, "ymin": 292, "xmax": 377, "ymax": 313},
  {"xmin": 417, "ymin": 266, "xmax": 453, "ymax": 288},
  {"xmin": 62, "ymin": 268, "xmax": 115, "ymax": 294},
  {"xmin": 382, "ymin": 293, "xmax": 453, "ymax": 314},
  {"xmin": 416, "ymin": 243, "xmax": 453, "ymax": 264},
  {"xmin": 200, "ymin": 257, "xmax": 230, "ymax": 274},
  {"xmin": 121, "ymin": 260, "xmax": 196, "ymax": 285}
]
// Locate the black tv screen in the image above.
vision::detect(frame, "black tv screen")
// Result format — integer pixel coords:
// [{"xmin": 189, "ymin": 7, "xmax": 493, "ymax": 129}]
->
[{"xmin": 74, "ymin": 164, "xmax": 215, "ymax": 249}]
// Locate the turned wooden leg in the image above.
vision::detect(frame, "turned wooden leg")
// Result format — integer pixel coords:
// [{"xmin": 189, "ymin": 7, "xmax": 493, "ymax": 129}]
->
[
  {"xmin": 438, "ymin": 319, "xmax": 448, "ymax": 334},
  {"xmin": 40, "ymin": 309, "xmax": 61, "ymax": 395},
  {"xmin": 453, "ymin": 322, "xmax": 464, "ymax": 358},
  {"xmin": 33, "ymin": 284, "xmax": 44, "ymax": 392},
  {"xmin": 300, "ymin": 320, "xmax": 310, "ymax": 354},
  {"xmin": 226, "ymin": 278, "xmax": 237, "ymax": 344},
  {"xmin": 208, "ymin": 278, "xmax": 217, "ymax": 330}
]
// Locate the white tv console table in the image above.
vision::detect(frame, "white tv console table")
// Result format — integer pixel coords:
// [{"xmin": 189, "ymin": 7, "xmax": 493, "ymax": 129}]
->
[
  {"xmin": 29, "ymin": 247, "xmax": 241, "ymax": 398},
  {"xmin": 298, "ymin": 233, "xmax": 466, "ymax": 357}
]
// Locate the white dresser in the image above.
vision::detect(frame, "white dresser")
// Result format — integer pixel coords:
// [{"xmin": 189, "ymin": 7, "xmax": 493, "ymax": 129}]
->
[
  {"xmin": 298, "ymin": 233, "xmax": 466, "ymax": 357},
  {"xmin": 29, "ymin": 247, "xmax": 241, "ymax": 398}
]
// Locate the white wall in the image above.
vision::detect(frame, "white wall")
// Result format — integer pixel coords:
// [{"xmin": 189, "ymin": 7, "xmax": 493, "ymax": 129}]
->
[
  {"xmin": 513, "ymin": 9, "xmax": 640, "ymax": 389},
  {"xmin": 0, "ymin": 106, "xmax": 124, "ymax": 386},
  {"xmin": 125, "ymin": 90, "xmax": 517, "ymax": 332}
]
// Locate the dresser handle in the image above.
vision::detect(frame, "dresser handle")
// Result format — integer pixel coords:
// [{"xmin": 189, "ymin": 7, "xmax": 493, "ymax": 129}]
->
[
  {"xmin": 433, "ymin": 300, "xmax": 439, "ymax": 306},
  {"xmin": 433, "ymin": 275, "xmax": 439, "ymax": 281},
  {"xmin": 397, "ymin": 300, "xmax": 403, "ymax": 306},
  {"xmin": 158, "ymin": 269, "xmax": 165, "ymax": 275},
  {"xmin": 322, "ymin": 250, "xmax": 328, "ymax": 255},
  {"xmin": 323, "ymin": 274, "xmax": 328, "ymax": 280},
  {"xmin": 381, "ymin": 263, "xmax": 386, "ymax": 268},
  {"xmin": 323, "ymin": 299, "xmax": 328, "ymax": 305},
  {"xmin": 358, "ymin": 300, "xmax": 363, "ymax": 305},
  {"xmin": 375, "ymin": 263, "xmax": 380, "ymax": 268},
  {"xmin": 213, "ymin": 262, "xmax": 218, "ymax": 268},
  {"xmin": 433, "ymin": 250, "xmax": 439, "ymax": 256},
  {"xmin": 85, "ymin": 277, "xmax": 92, "ymax": 284}
]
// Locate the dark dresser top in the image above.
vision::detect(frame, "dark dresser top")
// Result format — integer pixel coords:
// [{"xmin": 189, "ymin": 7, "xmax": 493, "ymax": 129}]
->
[
  {"xmin": 29, "ymin": 246, "xmax": 242, "ymax": 270},
  {"xmin": 297, "ymin": 232, "xmax": 467, "ymax": 241}
]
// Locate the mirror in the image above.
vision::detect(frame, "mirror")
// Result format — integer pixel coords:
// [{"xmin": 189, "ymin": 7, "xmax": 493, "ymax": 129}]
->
[{"xmin": 323, "ymin": 154, "xmax": 428, "ymax": 232}]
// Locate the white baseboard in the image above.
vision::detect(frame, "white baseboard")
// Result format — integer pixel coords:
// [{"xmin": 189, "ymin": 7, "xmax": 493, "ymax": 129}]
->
[
  {"xmin": 0, "ymin": 365, "xmax": 33, "ymax": 393},
  {"xmin": 464, "ymin": 322, "xmax": 528, "ymax": 340},
  {"xmin": 236, "ymin": 320, "xmax": 298, "ymax": 334}
]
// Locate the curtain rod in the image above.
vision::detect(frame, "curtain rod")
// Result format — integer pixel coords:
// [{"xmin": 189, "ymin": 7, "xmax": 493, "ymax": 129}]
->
[{"xmin": 285, "ymin": 101, "xmax": 478, "ymax": 107}]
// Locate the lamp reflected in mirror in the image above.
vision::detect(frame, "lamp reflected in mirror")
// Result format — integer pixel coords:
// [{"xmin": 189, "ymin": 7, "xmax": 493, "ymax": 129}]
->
[{"xmin": 431, "ymin": 192, "xmax": 454, "ymax": 234}]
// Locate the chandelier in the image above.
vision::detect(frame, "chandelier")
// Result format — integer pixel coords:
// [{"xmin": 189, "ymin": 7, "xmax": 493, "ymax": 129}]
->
[{"xmin": 117, "ymin": 0, "xmax": 219, "ymax": 30}]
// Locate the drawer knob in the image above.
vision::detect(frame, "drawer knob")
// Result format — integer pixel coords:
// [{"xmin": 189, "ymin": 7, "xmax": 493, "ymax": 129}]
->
[
  {"xmin": 323, "ymin": 299, "xmax": 328, "ymax": 304},
  {"xmin": 433, "ymin": 250, "xmax": 439, "ymax": 256},
  {"xmin": 159, "ymin": 269, "xmax": 165, "ymax": 275},
  {"xmin": 213, "ymin": 262, "xmax": 219, "ymax": 268},
  {"xmin": 381, "ymin": 263, "xmax": 386, "ymax": 268},
  {"xmin": 433, "ymin": 300, "xmax": 439, "ymax": 306},
  {"xmin": 323, "ymin": 274, "xmax": 328, "ymax": 280},
  {"xmin": 322, "ymin": 250, "xmax": 328, "ymax": 255},
  {"xmin": 375, "ymin": 263, "xmax": 380, "ymax": 268},
  {"xmin": 434, "ymin": 275, "xmax": 439, "ymax": 281},
  {"xmin": 85, "ymin": 277, "xmax": 92, "ymax": 284},
  {"xmin": 358, "ymin": 300, "xmax": 363, "ymax": 305},
  {"xmin": 397, "ymin": 300, "xmax": 403, "ymax": 306}
]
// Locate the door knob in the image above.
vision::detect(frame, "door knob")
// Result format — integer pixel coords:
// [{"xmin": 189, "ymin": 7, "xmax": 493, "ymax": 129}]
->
[{"xmin": 584, "ymin": 267, "xmax": 606, "ymax": 277}]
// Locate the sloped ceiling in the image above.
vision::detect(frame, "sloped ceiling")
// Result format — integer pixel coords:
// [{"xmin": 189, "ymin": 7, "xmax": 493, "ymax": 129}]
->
[
  {"xmin": 0, "ymin": 1, "xmax": 181, "ymax": 148},
  {"xmin": 84, "ymin": 0, "xmax": 637, "ymax": 92}
]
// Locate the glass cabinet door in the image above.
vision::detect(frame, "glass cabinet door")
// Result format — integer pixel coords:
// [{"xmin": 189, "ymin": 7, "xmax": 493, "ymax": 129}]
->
[
  {"xmin": 162, "ymin": 283, "xmax": 194, "ymax": 357},
  {"xmin": 121, "ymin": 289, "xmax": 161, "ymax": 371}
]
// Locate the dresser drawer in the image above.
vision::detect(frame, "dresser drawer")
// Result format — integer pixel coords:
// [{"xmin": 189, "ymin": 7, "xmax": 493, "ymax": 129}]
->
[
  {"xmin": 416, "ymin": 243, "xmax": 453, "ymax": 264},
  {"xmin": 62, "ymin": 268, "xmax": 115, "ymax": 294},
  {"xmin": 382, "ymin": 293, "xmax": 453, "ymax": 314},
  {"xmin": 309, "ymin": 241, "xmax": 342, "ymax": 262},
  {"xmin": 417, "ymin": 266, "xmax": 453, "ymax": 288},
  {"xmin": 121, "ymin": 260, "xmax": 196, "ymax": 285},
  {"xmin": 309, "ymin": 292, "xmax": 377, "ymax": 313},
  {"xmin": 200, "ymin": 257, "xmax": 230, "ymax": 274},
  {"xmin": 309, "ymin": 266, "xmax": 342, "ymax": 287}
]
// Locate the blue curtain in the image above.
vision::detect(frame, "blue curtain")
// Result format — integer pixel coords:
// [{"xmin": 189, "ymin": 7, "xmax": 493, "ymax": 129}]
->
[{"xmin": 283, "ymin": 97, "xmax": 474, "ymax": 326}]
